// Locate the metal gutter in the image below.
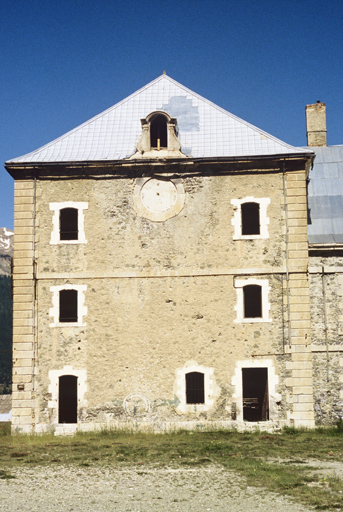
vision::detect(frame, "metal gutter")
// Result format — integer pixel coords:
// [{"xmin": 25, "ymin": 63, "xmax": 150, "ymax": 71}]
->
[{"xmin": 309, "ymin": 243, "xmax": 343, "ymax": 252}]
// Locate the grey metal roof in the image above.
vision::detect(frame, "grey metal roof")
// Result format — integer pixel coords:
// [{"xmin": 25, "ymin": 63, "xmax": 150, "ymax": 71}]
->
[
  {"xmin": 7, "ymin": 74, "xmax": 309, "ymax": 164},
  {"xmin": 307, "ymin": 145, "xmax": 343, "ymax": 244}
]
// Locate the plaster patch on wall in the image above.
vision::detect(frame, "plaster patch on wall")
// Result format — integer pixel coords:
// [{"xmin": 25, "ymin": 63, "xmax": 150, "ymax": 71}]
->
[
  {"xmin": 49, "ymin": 284, "xmax": 87, "ymax": 327},
  {"xmin": 231, "ymin": 359, "xmax": 280, "ymax": 422},
  {"xmin": 231, "ymin": 197, "xmax": 270, "ymax": 240}
]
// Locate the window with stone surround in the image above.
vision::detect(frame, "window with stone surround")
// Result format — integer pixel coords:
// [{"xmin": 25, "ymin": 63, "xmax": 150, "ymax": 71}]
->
[
  {"xmin": 242, "ymin": 367, "xmax": 269, "ymax": 421},
  {"xmin": 48, "ymin": 366, "xmax": 87, "ymax": 427},
  {"xmin": 50, "ymin": 284, "xmax": 87, "ymax": 327},
  {"xmin": 136, "ymin": 111, "xmax": 181, "ymax": 154},
  {"xmin": 234, "ymin": 278, "xmax": 271, "ymax": 323},
  {"xmin": 231, "ymin": 197, "xmax": 270, "ymax": 239},
  {"xmin": 50, "ymin": 202, "xmax": 88, "ymax": 244},
  {"xmin": 231, "ymin": 360, "xmax": 280, "ymax": 423},
  {"xmin": 175, "ymin": 364, "xmax": 216, "ymax": 413}
]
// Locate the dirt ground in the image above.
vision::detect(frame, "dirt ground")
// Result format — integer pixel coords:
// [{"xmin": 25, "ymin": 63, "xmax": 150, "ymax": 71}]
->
[{"xmin": 1, "ymin": 462, "xmax": 339, "ymax": 512}]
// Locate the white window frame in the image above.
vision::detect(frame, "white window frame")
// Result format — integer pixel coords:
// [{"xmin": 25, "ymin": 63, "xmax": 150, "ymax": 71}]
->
[
  {"xmin": 234, "ymin": 278, "xmax": 271, "ymax": 323},
  {"xmin": 50, "ymin": 202, "xmax": 88, "ymax": 245},
  {"xmin": 231, "ymin": 197, "xmax": 270, "ymax": 240},
  {"xmin": 49, "ymin": 284, "xmax": 87, "ymax": 327},
  {"xmin": 48, "ymin": 366, "xmax": 87, "ymax": 425},
  {"xmin": 231, "ymin": 359, "xmax": 281, "ymax": 423},
  {"xmin": 175, "ymin": 364, "xmax": 217, "ymax": 413}
]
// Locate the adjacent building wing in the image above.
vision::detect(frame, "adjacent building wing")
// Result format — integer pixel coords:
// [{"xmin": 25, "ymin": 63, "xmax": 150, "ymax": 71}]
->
[{"xmin": 307, "ymin": 145, "xmax": 343, "ymax": 245}]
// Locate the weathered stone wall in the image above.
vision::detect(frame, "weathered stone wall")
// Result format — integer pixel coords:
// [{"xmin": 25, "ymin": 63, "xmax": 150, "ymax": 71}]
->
[
  {"xmin": 36, "ymin": 173, "xmax": 286, "ymax": 275},
  {"xmin": 12, "ymin": 164, "xmax": 316, "ymax": 432},
  {"xmin": 35, "ymin": 273, "xmax": 288, "ymax": 426},
  {"xmin": 309, "ymin": 254, "xmax": 343, "ymax": 424}
]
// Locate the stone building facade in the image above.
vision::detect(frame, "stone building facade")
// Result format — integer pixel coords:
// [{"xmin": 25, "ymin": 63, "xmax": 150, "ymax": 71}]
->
[
  {"xmin": 306, "ymin": 106, "xmax": 343, "ymax": 425},
  {"xmin": 5, "ymin": 75, "xmax": 342, "ymax": 433}
]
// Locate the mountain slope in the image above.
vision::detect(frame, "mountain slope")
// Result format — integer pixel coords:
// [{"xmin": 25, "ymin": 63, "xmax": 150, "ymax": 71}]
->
[{"xmin": 0, "ymin": 228, "xmax": 13, "ymax": 393}]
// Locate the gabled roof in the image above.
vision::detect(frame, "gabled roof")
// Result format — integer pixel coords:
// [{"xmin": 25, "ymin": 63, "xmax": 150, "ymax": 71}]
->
[
  {"xmin": 307, "ymin": 145, "xmax": 343, "ymax": 244},
  {"xmin": 7, "ymin": 74, "xmax": 310, "ymax": 164}
]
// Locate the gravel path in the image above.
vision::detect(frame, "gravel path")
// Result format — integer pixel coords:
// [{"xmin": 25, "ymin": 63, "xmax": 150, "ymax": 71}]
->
[{"xmin": 1, "ymin": 465, "xmax": 322, "ymax": 512}]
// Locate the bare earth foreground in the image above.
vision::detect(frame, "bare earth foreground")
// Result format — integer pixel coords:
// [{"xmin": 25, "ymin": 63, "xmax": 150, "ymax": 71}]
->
[{"xmin": 0, "ymin": 464, "xmax": 332, "ymax": 512}]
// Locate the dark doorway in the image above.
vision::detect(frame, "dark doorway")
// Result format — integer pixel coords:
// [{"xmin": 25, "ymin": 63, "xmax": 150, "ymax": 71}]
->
[
  {"xmin": 60, "ymin": 208, "xmax": 78, "ymax": 240},
  {"xmin": 59, "ymin": 375, "xmax": 78, "ymax": 423},
  {"xmin": 243, "ymin": 284, "xmax": 262, "ymax": 318},
  {"xmin": 241, "ymin": 202, "xmax": 260, "ymax": 235},
  {"xmin": 186, "ymin": 372, "xmax": 205, "ymax": 404},
  {"xmin": 59, "ymin": 289, "xmax": 78, "ymax": 323},
  {"xmin": 150, "ymin": 115, "xmax": 168, "ymax": 148},
  {"xmin": 242, "ymin": 368, "xmax": 269, "ymax": 421}
]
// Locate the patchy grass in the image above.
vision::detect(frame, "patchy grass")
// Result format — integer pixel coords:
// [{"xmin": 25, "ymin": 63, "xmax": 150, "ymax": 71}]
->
[
  {"xmin": 0, "ymin": 469, "xmax": 15, "ymax": 480},
  {"xmin": 0, "ymin": 427, "xmax": 343, "ymax": 509}
]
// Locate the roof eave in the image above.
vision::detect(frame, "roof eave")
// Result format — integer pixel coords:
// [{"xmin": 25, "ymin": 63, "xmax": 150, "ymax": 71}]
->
[
  {"xmin": 309, "ymin": 243, "xmax": 343, "ymax": 253},
  {"xmin": 5, "ymin": 151, "xmax": 315, "ymax": 177}
]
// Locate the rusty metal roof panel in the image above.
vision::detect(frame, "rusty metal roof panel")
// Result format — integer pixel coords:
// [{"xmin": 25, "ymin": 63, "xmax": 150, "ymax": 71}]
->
[{"xmin": 7, "ymin": 74, "xmax": 309, "ymax": 164}]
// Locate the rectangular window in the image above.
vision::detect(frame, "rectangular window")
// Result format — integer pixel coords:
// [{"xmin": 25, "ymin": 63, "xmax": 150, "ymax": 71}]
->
[
  {"xmin": 59, "ymin": 289, "xmax": 78, "ymax": 323},
  {"xmin": 241, "ymin": 202, "xmax": 260, "ymax": 235},
  {"xmin": 60, "ymin": 208, "xmax": 78, "ymax": 240},
  {"xmin": 243, "ymin": 284, "xmax": 262, "ymax": 318},
  {"xmin": 186, "ymin": 372, "xmax": 205, "ymax": 404}
]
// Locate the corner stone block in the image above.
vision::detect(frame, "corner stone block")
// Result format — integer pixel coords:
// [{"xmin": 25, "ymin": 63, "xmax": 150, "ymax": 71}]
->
[
  {"xmin": 12, "ymin": 407, "xmax": 32, "ymax": 416},
  {"xmin": 11, "ymin": 416, "xmax": 34, "ymax": 426},
  {"xmin": 12, "ymin": 374, "xmax": 32, "ymax": 384},
  {"xmin": 14, "ymin": 400, "xmax": 38, "ymax": 409},
  {"xmin": 291, "ymin": 411, "xmax": 315, "ymax": 421}
]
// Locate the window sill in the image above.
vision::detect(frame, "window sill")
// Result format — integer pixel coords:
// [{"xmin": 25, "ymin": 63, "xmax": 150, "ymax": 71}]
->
[
  {"xmin": 50, "ymin": 240, "xmax": 87, "ymax": 245},
  {"xmin": 50, "ymin": 322, "xmax": 86, "ymax": 328},
  {"xmin": 234, "ymin": 318, "xmax": 272, "ymax": 323},
  {"xmin": 232, "ymin": 235, "xmax": 269, "ymax": 240},
  {"xmin": 177, "ymin": 403, "xmax": 210, "ymax": 413}
]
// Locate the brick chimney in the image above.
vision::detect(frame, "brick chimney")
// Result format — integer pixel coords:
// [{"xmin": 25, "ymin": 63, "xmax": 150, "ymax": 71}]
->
[{"xmin": 306, "ymin": 101, "xmax": 327, "ymax": 147}]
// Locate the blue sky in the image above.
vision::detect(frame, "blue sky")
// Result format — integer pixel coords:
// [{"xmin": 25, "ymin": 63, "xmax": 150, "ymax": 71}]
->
[{"xmin": 1, "ymin": 0, "xmax": 343, "ymax": 230}]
